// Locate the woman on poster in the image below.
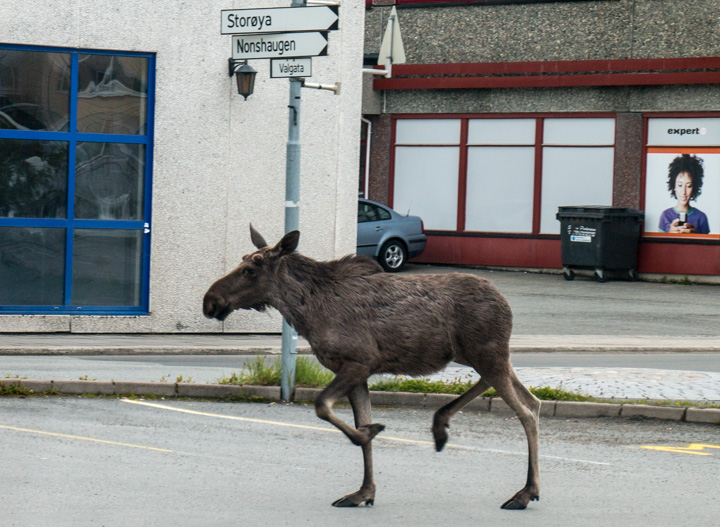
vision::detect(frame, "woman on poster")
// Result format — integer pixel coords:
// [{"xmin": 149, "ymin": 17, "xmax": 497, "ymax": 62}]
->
[{"xmin": 659, "ymin": 154, "xmax": 711, "ymax": 234}]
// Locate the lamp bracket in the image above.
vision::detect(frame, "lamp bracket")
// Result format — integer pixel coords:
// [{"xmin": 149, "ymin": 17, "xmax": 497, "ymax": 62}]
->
[{"xmin": 229, "ymin": 58, "xmax": 244, "ymax": 77}]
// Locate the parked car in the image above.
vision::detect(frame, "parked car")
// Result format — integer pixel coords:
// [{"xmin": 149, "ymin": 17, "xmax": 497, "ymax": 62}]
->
[{"xmin": 357, "ymin": 198, "xmax": 426, "ymax": 272}]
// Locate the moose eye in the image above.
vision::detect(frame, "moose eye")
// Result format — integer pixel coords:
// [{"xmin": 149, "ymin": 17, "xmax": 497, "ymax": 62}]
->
[{"xmin": 243, "ymin": 268, "xmax": 256, "ymax": 278}]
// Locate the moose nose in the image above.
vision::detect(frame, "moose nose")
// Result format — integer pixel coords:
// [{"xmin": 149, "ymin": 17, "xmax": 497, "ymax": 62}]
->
[{"xmin": 203, "ymin": 293, "xmax": 223, "ymax": 319}]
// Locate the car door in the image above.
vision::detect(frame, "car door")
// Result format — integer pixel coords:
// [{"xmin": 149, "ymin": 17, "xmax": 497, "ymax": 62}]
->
[{"xmin": 356, "ymin": 201, "xmax": 391, "ymax": 257}]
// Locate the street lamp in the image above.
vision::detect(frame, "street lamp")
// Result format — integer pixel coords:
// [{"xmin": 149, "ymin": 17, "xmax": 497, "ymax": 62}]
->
[{"xmin": 228, "ymin": 59, "xmax": 257, "ymax": 99}]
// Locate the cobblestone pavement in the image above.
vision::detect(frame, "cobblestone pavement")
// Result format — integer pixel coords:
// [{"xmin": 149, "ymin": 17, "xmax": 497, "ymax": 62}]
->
[{"xmin": 430, "ymin": 366, "xmax": 720, "ymax": 402}]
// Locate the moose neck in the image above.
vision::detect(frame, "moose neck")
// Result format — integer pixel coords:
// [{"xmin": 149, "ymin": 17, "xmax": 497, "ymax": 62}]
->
[
  {"xmin": 266, "ymin": 252, "xmax": 381, "ymax": 337},
  {"xmin": 268, "ymin": 253, "xmax": 323, "ymax": 335}
]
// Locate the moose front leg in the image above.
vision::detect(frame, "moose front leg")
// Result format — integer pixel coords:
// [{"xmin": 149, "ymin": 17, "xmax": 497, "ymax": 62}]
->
[
  {"xmin": 332, "ymin": 382, "xmax": 377, "ymax": 507},
  {"xmin": 314, "ymin": 364, "xmax": 385, "ymax": 448},
  {"xmin": 314, "ymin": 364, "xmax": 385, "ymax": 507}
]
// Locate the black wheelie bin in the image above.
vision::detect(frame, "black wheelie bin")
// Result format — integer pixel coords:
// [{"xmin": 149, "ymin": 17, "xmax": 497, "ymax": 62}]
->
[{"xmin": 557, "ymin": 206, "xmax": 644, "ymax": 282}]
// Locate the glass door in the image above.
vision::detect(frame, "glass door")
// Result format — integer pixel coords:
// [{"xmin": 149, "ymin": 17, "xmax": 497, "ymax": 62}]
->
[{"xmin": 0, "ymin": 45, "xmax": 155, "ymax": 314}]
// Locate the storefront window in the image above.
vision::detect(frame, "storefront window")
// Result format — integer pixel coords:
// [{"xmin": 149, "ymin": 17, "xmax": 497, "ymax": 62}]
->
[
  {"xmin": 391, "ymin": 116, "xmax": 615, "ymax": 236},
  {"xmin": 466, "ymin": 119, "xmax": 535, "ymax": 233},
  {"xmin": 540, "ymin": 118, "xmax": 615, "ymax": 234},
  {"xmin": 393, "ymin": 119, "xmax": 460, "ymax": 231},
  {"xmin": 0, "ymin": 45, "xmax": 154, "ymax": 314}
]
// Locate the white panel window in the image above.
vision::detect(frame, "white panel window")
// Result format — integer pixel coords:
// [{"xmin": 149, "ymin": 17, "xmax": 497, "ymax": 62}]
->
[
  {"xmin": 393, "ymin": 146, "xmax": 459, "ymax": 231},
  {"xmin": 468, "ymin": 119, "xmax": 536, "ymax": 145},
  {"xmin": 395, "ymin": 119, "xmax": 460, "ymax": 145},
  {"xmin": 544, "ymin": 118, "xmax": 615, "ymax": 146},
  {"xmin": 647, "ymin": 118, "xmax": 720, "ymax": 147},
  {"xmin": 465, "ymin": 147, "xmax": 535, "ymax": 233},
  {"xmin": 540, "ymin": 147, "xmax": 614, "ymax": 234}
]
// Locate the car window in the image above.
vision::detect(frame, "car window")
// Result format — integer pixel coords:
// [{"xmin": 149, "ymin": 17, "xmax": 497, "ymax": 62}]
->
[{"xmin": 358, "ymin": 202, "xmax": 391, "ymax": 223}]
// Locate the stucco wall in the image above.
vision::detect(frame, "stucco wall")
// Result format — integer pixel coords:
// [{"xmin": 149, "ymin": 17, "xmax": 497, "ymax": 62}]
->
[{"xmin": 0, "ymin": 0, "xmax": 365, "ymax": 333}]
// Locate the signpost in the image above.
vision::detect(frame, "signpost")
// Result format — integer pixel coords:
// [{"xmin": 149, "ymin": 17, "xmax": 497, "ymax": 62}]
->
[
  {"xmin": 222, "ymin": 1, "xmax": 339, "ymax": 401},
  {"xmin": 232, "ymin": 32, "xmax": 328, "ymax": 60},
  {"xmin": 221, "ymin": 6, "xmax": 339, "ymax": 35},
  {"xmin": 271, "ymin": 58, "xmax": 312, "ymax": 78}
]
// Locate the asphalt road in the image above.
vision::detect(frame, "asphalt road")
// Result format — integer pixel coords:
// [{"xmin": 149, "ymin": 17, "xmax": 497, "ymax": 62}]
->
[{"xmin": 2, "ymin": 398, "xmax": 718, "ymax": 526}]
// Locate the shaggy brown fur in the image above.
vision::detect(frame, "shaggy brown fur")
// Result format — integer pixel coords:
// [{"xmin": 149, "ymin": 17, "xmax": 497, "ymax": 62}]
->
[{"xmin": 203, "ymin": 226, "xmax": 540, "ymax": 510}]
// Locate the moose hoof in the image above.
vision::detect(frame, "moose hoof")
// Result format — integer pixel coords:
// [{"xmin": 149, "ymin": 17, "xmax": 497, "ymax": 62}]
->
[
  {"xmin": 500, "ymin": 498, "xmax": 527, "ymax": 510},
  {"xmin": 332, "ymin": 494, "xmax": 375, "ymax": 508},
  {"xmin": 355, "ymin": 423, "xmax": 385, "ymax": 445},
  {"xmin": 432, "ymin": 425, "xmax": 449, "ymax": 452},
  {"xmin": 501, "ymin": 491, "xmax": 539, "ymax": 510}
]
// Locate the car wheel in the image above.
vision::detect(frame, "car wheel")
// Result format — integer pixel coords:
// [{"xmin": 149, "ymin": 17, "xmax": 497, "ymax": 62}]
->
[{"xmin": 378, "ymin": 240, "xmax": 407, "ymax": 272}]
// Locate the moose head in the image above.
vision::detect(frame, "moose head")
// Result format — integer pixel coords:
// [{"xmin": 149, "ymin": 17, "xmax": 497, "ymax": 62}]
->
[{"xmin": 202, "ymin": 225, "xmax": 299, "ymax": 321}]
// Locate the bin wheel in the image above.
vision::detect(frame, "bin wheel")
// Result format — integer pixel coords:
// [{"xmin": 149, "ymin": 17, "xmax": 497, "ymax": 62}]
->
[
  {"xmin": 594, "ymin": 269, "xmax": 607, "ymax": 283},
  {"xmin": 563, "ymin": 268, "xmax": 575, "ymax": 281},
  {"xmin": 628, "ymin": 268, "xmax": 637, "ymax": 281}
]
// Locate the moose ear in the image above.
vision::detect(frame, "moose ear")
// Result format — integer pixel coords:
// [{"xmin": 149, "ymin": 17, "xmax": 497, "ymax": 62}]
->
[
  {"xmin": 276, "ymin": 230, "xmax": 300, "ymax": 256},
  {"xmin": 249, "ymin": 224, "xmax": 268, "ymax": 249}
]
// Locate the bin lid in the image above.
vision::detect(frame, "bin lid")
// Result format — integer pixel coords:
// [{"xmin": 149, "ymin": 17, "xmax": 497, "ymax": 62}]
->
[{"xmin": 557, "ymin": 206, "xmax": 644, "ymax": 220}]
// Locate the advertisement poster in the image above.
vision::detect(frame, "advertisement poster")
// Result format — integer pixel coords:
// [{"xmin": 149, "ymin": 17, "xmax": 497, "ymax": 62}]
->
[{"xmin": 644, "ymin": 119, "xmax": 720, "ymax": 239}]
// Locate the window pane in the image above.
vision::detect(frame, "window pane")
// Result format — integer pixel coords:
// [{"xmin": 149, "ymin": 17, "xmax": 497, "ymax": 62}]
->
[
  {"xmin": 72, "ymin": 229, "xmax": 142, "ymax": 306},
  {"xmin": 466, "ymin": 147, "xmax": 535, "ymax": 233},
  {"xmin": 396, "ymin": 119, "xmax": 461, "ymax": 145},
  {"xmin": 544, "ymin": 118, "xmax": 615, "ymax": 146},
  {"xmin": 0, "ymin": 50, "xmax": 70, "ymax": 131},
  {"xmin": 77, "ymin": 55, "xmax": 148, "ymax": 135},
  {"xmin": 540, "ymin": 147, "xmax": 614, "ymax": 234},
  {"xmin": 0, "ymin": 139, "xmax": 68, "ymax": 219},
  {"xmin": 0, "ymin": 227, "xmax": 65, "ymax": 305},
  {"xmin": 74, "ymin": 142, "xmax": 145, "ymax": 220},
  {"xmin": 394, "ymin": 146, "xmax": 459, "ymax": 230},
  {"xmin": 468, "ymin": 119, "xmax": 536, "ymax": 145}
]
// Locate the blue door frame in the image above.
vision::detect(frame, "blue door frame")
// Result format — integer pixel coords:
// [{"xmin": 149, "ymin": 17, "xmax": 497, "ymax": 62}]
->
[{"xmin": 0, "ymin": 44, "xmax": 155, "ymax": 314}]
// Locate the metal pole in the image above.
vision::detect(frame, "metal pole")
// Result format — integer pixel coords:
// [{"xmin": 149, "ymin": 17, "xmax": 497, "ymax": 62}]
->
[{"xmin": 280, "ymin": 73, "xmax": 302, "ymax": 402}]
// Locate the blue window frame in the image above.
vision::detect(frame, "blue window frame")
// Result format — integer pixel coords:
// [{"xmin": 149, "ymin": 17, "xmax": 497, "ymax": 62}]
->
[{"xmin": 0, "ymin": 44, "xmax": 155, "ymax": 314}]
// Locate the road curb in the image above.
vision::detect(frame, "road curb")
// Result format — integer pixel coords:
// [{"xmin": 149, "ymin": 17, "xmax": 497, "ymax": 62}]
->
[{"xmin": 1, "ymin": 379, "xmax": 717, "ymax": 425}]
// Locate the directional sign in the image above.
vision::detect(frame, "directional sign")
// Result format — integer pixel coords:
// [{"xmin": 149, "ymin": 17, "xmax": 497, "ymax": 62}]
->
[
  {"xmin": 221, "ymin": 6, "xmax": 339, "ymax": 35},
  {"xmin": 271, "ymin": 58, "xmax": 312, "ymax": 78},
  {"xmin": 232, "ymin": 32, "xmax": 328, "ymax": 60}
]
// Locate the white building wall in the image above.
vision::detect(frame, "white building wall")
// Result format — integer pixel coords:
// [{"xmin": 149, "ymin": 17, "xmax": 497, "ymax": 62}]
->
[{"xmin": 0, "ymin": 0, "xmax": 364, "ymax": 333}]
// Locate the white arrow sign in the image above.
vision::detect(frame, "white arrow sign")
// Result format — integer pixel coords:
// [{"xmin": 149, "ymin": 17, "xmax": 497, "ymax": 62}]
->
[
  {"xmin": 232, "ymin": 32, "xmax": 328, "ymax": 60},
  {"xmin": 271, "ymin": 58, "xmax": 313, "ymax": 78},
  {"xmin": 221, "ymin": 6, "xmax": 339, "ymax": 35}
]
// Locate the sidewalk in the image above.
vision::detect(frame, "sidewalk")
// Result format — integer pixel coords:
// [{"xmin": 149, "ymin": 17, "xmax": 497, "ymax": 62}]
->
[
  {"xmin": 1, "ymin": 333, "xmax": 719, "ymax": 425},
  {"xmin": 1, "ymin": 333, "xmax": 720, "ymax": 354}
]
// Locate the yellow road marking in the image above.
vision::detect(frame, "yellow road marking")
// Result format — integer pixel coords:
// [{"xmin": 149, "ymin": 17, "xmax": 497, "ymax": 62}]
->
[
  {"xmin": 0, "ymin": 424, "xmax": 173, "ymax": 453},
  {"xmin": 641, "ymin": 443, "xmax": 720, "ymax": 456}
]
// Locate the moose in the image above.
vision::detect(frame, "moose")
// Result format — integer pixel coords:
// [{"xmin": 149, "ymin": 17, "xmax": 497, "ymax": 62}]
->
[{"xmin": 203, "ymin": 226, "xmax": 540, "ymax": 510}]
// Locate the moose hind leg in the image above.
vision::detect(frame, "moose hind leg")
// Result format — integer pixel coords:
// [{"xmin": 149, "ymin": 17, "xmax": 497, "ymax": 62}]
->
[
  {"xmin": 432, "ymin": 377, "xmax": 491, "ymax": 452},
  {"xmin": 490, "ymin": 371, "xmax": 540, "ymax": 510},
  {"xmin": 332, "ymin": 382, "xmax": 378, "ymax": 508}
]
